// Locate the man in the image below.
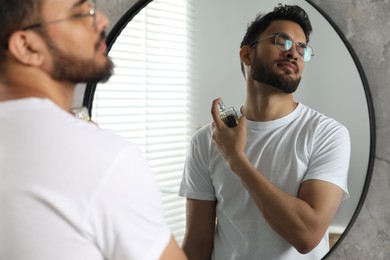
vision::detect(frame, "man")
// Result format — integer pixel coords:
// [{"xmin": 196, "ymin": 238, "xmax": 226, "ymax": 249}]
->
[
  {"xmin": 0, "ymin": 0, "xmax": 187, "ymax": 259},
  {"xmin": 179, "ymin": 4, "xmax": 350, "ymax": 259}
]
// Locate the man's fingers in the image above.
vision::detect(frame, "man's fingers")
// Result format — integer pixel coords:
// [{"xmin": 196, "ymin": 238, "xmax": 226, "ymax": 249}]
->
[{"xmin": 210, "ymin": 97, "xmax": 224, "ymax": 127}]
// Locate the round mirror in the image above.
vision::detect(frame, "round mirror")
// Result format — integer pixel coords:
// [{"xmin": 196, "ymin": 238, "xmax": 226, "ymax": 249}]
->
[{"xmin": 83, "ymin": 0, "xmax": 375, "ymax": 257}]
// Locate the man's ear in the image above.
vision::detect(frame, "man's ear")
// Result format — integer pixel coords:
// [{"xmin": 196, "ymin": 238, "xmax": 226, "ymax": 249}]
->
[
  {"xmin": 239, "ymin": 45, "xmax": 252, "ymax": 66},
  {"xmin": 7, "ymin": 31, "xmax": 45, "ymax": 66}
]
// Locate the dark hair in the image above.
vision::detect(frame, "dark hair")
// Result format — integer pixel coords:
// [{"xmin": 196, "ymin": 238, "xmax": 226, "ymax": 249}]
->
[
  {"xmin": 240, "ymin": 4, "xmax": 312, "ymax": 75},
  {"xmin": 0, "ymin": 0, "xmax": 43, "ymax": 65}
]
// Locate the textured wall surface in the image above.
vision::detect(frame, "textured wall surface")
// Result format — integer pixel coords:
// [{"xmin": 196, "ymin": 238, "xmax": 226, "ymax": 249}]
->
[
  {"xmin": 310, "ymin": 1, "xmax": 390, "ymax": 259},
  {"xmin": 97, "ymin": 0, "xmax": 390, "ymax": 258},
  {"xmin": 98, "ymin": 0, "xmax": 139, "ymax": 33}
]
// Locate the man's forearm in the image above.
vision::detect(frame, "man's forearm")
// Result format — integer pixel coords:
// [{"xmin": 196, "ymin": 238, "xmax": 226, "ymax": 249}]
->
[{"xmin": 229, "ymin": 155, "xmax": 338, "ymax": 253}]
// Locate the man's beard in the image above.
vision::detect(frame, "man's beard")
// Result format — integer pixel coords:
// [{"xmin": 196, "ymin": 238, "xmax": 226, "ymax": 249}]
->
[
  {"xmin": 43, "ymin": 32, "xmax": 113, "ymax": 84},
  {"xmin": 250, "ymin": 52, "xmax": 301, "ymax": 94}
]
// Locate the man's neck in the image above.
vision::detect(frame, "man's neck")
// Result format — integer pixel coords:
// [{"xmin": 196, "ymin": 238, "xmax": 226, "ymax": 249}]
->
[
  {"xmin": 0, "ymin": 66, "xmax": 75, "ymax": 111},
  {"xmin": 243, "ymin": 82, "xmax": 298, "ymax": 121}
]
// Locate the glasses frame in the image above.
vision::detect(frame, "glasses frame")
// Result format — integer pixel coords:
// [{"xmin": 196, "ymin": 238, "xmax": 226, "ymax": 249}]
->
[
  {"xmin": 249, "ymin": 32, "xmax": 315, "ymax": 62},
  {"xmin": 21, "ymin": 0, "xmax": 96, "ymax": 31}
]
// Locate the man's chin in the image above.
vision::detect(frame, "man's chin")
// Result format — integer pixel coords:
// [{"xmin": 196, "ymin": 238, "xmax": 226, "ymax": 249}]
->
[
  {"xmin": 92, "ymin": 59, "xmax": 114, "ymax": 83},
  {"xmin": 97, "ymin": 73, "xmax": 113, "ymax": 83},
  {"xmin": 250, "ymin": 65, "xmax": 300, "ymax": 93},
  {"xmin": 263, "ymin": 77, "xmax": 298, "ymax": 94},
  {"xmin": 255, "ymin": 78, "xmax": 298, "ymax": 94},
  {"xmin": 275, "ymin": 82, "xmax": 299, "ymax": 93}
]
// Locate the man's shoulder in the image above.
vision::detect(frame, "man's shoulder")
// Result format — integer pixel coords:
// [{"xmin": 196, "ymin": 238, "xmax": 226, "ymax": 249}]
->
[
  {"xmin": 191, "ymin": 123, "xmax": 213, "ymax": 145},
  {"xmin": 298, "ymin": 106, "xmax": 350, "ymax": 146},
  {"xmin": 73, "ymin": 121, "xmax": 136, "ymax": 155},
  {"xmin": 299, "ymin": 104, "xmax": 346, "ymax": 128}
]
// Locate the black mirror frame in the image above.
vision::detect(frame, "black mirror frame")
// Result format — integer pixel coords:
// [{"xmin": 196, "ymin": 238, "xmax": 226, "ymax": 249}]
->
[
  {"xmin": 82, "ymin": 0, "xmax": 376, "ymax": 258},
  {"xmin": 82, "ymin": 0, "xmax": 153, "ymax": 109}
]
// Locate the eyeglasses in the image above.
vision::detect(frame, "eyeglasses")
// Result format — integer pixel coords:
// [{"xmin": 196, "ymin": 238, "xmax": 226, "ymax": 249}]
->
[
  {"xmin": 21, "ymin": 0, "xmax": 96, "ymax": 31},
  {"xmin": 249, "ymin": 32, "xmax": 314, "ymax": 62}
]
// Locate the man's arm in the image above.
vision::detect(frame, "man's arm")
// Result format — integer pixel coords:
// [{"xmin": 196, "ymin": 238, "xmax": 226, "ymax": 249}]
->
[
  {"xmin": 182, "ymin": 199, "xmax": 216, "ymax": 260},
  {"xmin": 160, "ymin": 235, "xmax": 188, "ymax": 260},
  {"xmin": 231, "ymin": 157, "xmax": 343, "ymax": 253},
  {"xmin": 210, "ymin": 98, "xmax": 344, "ymax": 254}
]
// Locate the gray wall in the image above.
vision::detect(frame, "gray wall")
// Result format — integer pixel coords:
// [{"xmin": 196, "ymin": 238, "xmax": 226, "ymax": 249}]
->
[
  {"xmin": 95, "ymin": 0, "xmax": 390, "ymax": 258},
  {"xmin": 309, "ymin": 1, "xmax": 390, "ymax": 259}
]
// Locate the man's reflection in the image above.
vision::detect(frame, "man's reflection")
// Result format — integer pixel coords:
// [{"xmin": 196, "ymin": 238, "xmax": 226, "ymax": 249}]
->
[{"xmin": 179, "ymin": 4, "xmax": 350, "ymax": 259}]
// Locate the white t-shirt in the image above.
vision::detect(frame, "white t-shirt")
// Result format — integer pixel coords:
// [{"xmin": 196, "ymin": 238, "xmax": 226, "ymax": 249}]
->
[
  {"xmin": 0, "ymin": 98, "xmax": 171, "ymax": 260},
  {"xmin": 179, "ymin": 103, "xmax": 350, "ymax": 260}
]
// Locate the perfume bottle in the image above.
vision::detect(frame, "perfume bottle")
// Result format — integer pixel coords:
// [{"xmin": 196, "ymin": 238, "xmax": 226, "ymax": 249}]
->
[{"xmin": 219, "ymin": 99, "xmax": 238, "ymax": 128}]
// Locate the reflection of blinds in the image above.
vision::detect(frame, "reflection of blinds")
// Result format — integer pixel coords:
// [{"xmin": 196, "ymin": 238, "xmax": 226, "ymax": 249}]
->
[{"xmin": 92, "ymin": 0, "xmax": 189, "ymax": 244}]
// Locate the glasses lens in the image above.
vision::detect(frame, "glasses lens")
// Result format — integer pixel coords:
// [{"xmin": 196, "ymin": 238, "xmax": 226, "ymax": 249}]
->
[
  {"xmin": 276, "ymin": 33, "xmax": 313, "ymax": 62},
  {"xmin": 302, "ymin": 45, "xmax": 313, "ymax": 62},
  {"xmin": 275, "ymin": 34, "xmax": 292, "ymax": 51}
]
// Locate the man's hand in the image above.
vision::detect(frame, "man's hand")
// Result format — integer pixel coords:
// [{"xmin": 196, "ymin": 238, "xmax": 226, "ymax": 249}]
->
[{"xmin": 210, "ymin": 97, "xmax": 247, "ymax": 166}]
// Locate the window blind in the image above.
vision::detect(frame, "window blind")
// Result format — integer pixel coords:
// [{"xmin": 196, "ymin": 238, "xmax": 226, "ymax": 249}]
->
[{"xmin": 91, "ymin": 0, "xmax": 191, "ymax": 244}]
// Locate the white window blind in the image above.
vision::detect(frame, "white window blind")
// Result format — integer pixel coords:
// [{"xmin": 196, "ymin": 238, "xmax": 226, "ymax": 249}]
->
[{"xmin": 91, "ymin": 0, "xmax": 191, "ymax": 244}]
